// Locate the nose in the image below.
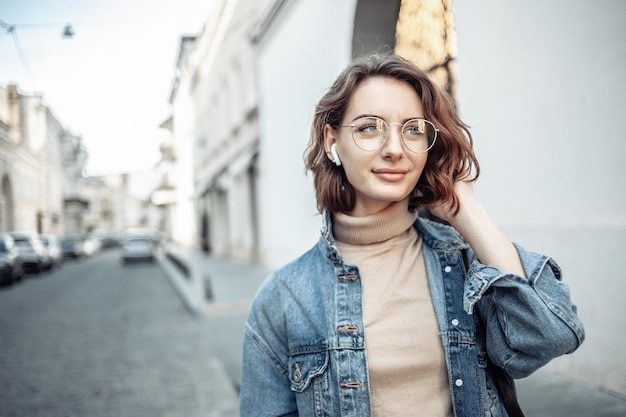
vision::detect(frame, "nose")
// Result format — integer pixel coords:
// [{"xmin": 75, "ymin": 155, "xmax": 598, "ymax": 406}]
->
[{"xmin": 381, "ymin": 122, "xmax": 404, "ymax": 159}]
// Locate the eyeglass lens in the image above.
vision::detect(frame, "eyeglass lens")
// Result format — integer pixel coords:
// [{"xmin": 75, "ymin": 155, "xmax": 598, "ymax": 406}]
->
[{"xmin": 351, "ymin": 117, "xmax": 436, "ymax": 153}]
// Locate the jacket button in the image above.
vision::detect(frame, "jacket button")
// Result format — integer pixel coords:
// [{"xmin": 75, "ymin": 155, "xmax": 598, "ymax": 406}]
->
[
  {"xmin": 455, "ymin": 379, "xmax": 463, "ymax": 387},
  {"xmin": 338, "ymin": 274, "xmax": 357, "ymax": 281},
  {"xmin": 451, "ymin": 319, "xmax": 459, "ymax": 326},
  {"xmin": 444, "ymin": 266, "xmax": 452, "ymax": 273},
  {"xmin": 294, "ymin": 363, "xmax": 302, "ymax": 383},
  {"xmin": 338, "ymin": 325, "xmax": 359, "ymax": 333}
]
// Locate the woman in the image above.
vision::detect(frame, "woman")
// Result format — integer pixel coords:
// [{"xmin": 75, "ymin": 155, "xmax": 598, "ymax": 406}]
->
[{"xmin": 239, "ymin": 54, "xmax": 584, "ymax": 416}]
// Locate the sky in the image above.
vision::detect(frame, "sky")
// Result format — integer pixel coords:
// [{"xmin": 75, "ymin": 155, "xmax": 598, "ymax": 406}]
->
[{"xmin": 0, "ymin": 0, "xmax": 215, "ymax": 175}]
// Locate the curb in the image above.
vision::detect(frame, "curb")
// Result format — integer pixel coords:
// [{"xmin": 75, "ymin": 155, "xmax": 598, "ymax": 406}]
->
[
  {"xmin": 155, "ymin": 246, "xmax": 205, "ymax": 316},
  {"xmin": 155, "ymin": 246, "xmax": 241, "ymax": 415}
]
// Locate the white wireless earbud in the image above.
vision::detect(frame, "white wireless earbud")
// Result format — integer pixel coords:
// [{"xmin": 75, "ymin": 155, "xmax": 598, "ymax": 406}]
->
[{"xmin": 330, "ymin": 144, "xmax": 342, "ymax": 166}]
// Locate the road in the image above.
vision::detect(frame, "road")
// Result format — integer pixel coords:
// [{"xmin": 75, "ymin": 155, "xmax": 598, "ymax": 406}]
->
[{"xmin": 0, "ymin": 249, "xmax": 238, "ymax": 417}]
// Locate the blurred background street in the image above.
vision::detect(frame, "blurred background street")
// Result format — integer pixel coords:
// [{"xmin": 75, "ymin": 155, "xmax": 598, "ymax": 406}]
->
[
  {"xmin": 0, "ymin": 248, "xmax": 238, "ymax": 417},
  {"xmin": 1, "ymin": 0, "xmax": 625, "ymax": 414}
]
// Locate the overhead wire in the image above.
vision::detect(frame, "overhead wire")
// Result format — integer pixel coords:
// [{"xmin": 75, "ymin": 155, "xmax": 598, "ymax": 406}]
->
[
  {"xmin": 1, "ymin": 18, "xmax": 76, "ymax": 91},
  {"xmin": 1, "ymin": 19, "xmax": 39, "ymax": 90}
]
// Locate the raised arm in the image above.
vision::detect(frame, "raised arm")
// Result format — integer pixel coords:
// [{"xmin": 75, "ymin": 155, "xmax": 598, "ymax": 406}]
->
[
  {"xmin": 430, "ymin": 180, "xmax": 527, "ymax": 279},
  {"xmin": 430, "ymin": 180, "xmax": 584, "ymax": 377}
]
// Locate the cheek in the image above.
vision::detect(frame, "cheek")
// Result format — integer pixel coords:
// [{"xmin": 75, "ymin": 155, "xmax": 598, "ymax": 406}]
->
[
  {"xmin": 410, "ymin": 156, "xmax": 429, "ymax": 183},
  {"xmin": 340, "ymin": 153, "xmax": 371, "ymax": 181},
  {"xmin": 342, "ymin": 163, "xmax": 363, "ymax": 186},
  {"xmin": 412, "ymin": 154, "xmax": 428, "ymax": 171}
]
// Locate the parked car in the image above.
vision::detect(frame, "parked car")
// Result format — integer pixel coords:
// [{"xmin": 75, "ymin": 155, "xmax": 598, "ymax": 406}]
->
[
  {"xmin": 0, "ymin": 234, "xmax": 24, "ymax": 285},
  {"xmin": 40, "ymin": 234, "xmax": 63, "ymax": 269},
  {"xmin": 60, "ymin": 236, "xmax": 85, "ymax": 259},
  {"xmin": 121, "ymin": 237, "xmax": 154, "ymax": 264},
  {"xmin": 8, "ymin": 232, "xmax": 49, "ymax": 273},
  {"xmin": 99, "ymin": 234, "xmax": 120, "ymax": 249},
  {"xmin": 82, "ymin": 236, "xmax": 102, "ymax": 257},
  {"xmin": 122, "ymin": 228, "xmax": 164, "ymax": 247}
]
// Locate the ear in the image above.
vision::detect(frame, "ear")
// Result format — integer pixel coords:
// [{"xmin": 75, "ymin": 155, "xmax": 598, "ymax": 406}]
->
[{"xmin": 323, "ymin": 124, "xmax": 338, "ymax": 162}]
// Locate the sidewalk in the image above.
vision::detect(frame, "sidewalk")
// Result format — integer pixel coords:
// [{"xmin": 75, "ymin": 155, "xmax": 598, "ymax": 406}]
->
[
  {"xmin": 156, "ymin": 242, "xmax": 269, "ymax": 387},
  {"xmin": 156, "ymin": 241, "xmax": 626, "ymax": 416}
]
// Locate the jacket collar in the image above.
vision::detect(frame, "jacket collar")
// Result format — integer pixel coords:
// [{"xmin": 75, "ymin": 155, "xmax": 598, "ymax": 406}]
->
[
  {"xmin": 319, "ymin": 209, "xmax": 469, "ymax": 262},
  {"xmin": 414, "ymin": 216, "xmax": 469, "ymax": 252},
  {"xmin": 319, "ymin": 210, "xmax": 343, "ymax": 264}
]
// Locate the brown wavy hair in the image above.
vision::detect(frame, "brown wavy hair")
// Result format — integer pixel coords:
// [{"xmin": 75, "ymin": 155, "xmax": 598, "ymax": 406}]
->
[{"xmin": 304, "ymin": 53, "xmax": 479, "ymax": 214}]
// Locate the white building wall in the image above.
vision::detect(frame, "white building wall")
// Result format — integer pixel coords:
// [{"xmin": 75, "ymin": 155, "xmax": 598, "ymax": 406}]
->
[
  {"xmin": 189, "ymin": 0, "xmax": 271, "ymax": 260},
  {"xmin": 453, "ymin": 0, "xmax": 626, "ymax": 395},
  {"xmin": 82, "ymin": 177, "xmax": 115, "ymax": 233},
  {"xmin": 170, "ymin": 67, "xmax": 197, "ymax": 247},
  {"xmin": 211, "ymin": 190, "xmax": 229, "ymax": 254},
  {"xmin": 255, "ymin": 0, "xmax": 357, "ymax": 268},
  {"xmin": 44, "ymin": 110, "xmax": 66, "ymax": 236},
  {"xmin": 228, "ymin": 168, "xmax": 254, "ymax": 259},
  {"xmin": 10, "ymin": 149, "xmax": 45, "ymax": 232},
  {"xmin": 97, "ymin": 173, "xmax": 124, "ymax": 234},
  {"xmin": 12, "ymin": 94, "xmax": 50, "ymax": 233}
]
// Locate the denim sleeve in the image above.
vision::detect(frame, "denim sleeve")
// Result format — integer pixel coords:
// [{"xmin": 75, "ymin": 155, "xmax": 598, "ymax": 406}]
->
[
  {"xmin": 239, "ymin": 281, "xmax": 298, "ymax": 416},
  {"xmin": 463, "ymin": 243, "xmax": 585, "ymax": 379}
]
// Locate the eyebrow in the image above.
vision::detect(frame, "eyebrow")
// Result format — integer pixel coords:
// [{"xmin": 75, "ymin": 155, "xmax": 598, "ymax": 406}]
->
[{"xmin": 349, "ymin": 114, "xmax": 426, "ymax": 123}]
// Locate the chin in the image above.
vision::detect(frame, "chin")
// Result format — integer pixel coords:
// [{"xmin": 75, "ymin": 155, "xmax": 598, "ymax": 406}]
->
[{"xmin": 376, "ymin": 187, "xmax": 413, "ymax": 202}]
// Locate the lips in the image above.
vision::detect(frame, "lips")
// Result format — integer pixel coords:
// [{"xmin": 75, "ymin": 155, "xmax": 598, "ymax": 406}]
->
[{"xmin": 373, "ymin": 168, "xmax": 408, "ymax": 182}]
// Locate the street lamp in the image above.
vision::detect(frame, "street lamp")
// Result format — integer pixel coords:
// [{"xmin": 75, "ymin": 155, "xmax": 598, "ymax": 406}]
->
[{"xmin": 62, "ymin": 23, "xmax": 74, "ymax": 38}]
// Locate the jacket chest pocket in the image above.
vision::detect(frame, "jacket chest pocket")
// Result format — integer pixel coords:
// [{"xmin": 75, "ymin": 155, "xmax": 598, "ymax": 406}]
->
[{"xmin": 289, "ymin": 350, "xmax": 329, "ymax": 393}]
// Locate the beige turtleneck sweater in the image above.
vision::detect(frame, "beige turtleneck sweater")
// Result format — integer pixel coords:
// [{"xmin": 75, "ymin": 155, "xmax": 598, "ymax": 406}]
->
[{"xmin": 333, "ymin": 200, "xmax": 453, "ymax": 417}]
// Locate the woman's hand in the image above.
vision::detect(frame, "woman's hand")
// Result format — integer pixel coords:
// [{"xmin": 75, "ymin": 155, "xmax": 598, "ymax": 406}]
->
[{"xmin": 428, "ymin": 179, "xmax": 476, "ymax": 224}]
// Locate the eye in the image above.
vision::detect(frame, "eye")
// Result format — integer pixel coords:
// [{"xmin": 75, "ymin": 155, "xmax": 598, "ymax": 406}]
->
[
  {"xmin": 403, "ymin": 120, "xmax": 426, "ymax": 136},
  {"xmin": 360, "ymin": 123, "xmax": 378, "ymax": 133},
  {"xmin": 354, "ymin": 117, "xmax": 385, "ymax": 136}
]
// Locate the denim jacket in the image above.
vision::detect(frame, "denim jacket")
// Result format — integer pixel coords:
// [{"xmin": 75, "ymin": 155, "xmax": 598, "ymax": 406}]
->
[{"xmin": 240, "ymin": 213, "xmax": 585, "ymax": 416}]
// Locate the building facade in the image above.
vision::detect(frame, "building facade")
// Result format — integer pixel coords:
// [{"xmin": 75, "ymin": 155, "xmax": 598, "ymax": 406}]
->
[
  {"xmin": 0, "ymin": 84, "xmax": 63, "ymax": 234},
  {"xmin": 156, "ymin": 35, "xmax": 200, "ymax": 248},
  {"xmin": 164, "ymin": 0, "xmax": 272, "ymax": 259},
  {"xmin": 60, "ymin": 132, "xmax": 90, "ymax": 236},
  {"xmin": 0, "ymin": 83, "xmax": 146, "ymax": 240}
]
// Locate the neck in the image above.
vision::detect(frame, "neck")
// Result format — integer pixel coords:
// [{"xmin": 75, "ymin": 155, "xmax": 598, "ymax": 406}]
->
[{"xmin": 333, "ymin": 199, "xmax": 417, "ymax": 245}]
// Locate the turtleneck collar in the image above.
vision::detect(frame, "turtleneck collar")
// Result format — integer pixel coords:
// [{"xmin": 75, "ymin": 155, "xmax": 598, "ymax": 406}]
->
[{"xmin": 332, "ymin": 200, "xmax": 418, "ymax": 245}]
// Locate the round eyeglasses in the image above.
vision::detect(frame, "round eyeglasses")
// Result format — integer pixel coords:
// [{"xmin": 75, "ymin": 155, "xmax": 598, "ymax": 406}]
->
[{"xmin": 340, "ymin": 116, "xmax": 438, "ymax": 154}]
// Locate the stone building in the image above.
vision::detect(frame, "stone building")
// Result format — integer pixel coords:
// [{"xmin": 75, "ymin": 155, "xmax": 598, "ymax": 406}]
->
[
  {"xmin": 163, "ymin": 0, "xmax": 272, "ymax": 259},
  {"xmin": 0, "ymin": 83, "xmax": 136, "ymax": 239},
  {"xmin": 60, "ymin": 131, "xmax": 90, "ymax": 236},
  {"xmin": 100, "ymin": 171, "xmax": 162, "ymax": 234},
  {"xmin": 155, "ymin": 35, "xmax": 199, "ymax": 248},
  {"xmin": 0, "ymin": 84, "xmax": 65, "ymax": 235}
]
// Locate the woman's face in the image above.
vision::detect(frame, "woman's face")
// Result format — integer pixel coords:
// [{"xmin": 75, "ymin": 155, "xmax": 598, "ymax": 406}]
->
[{"xmin": 324, "ymin": 76, "xmax": 428, "ymax": 217}]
